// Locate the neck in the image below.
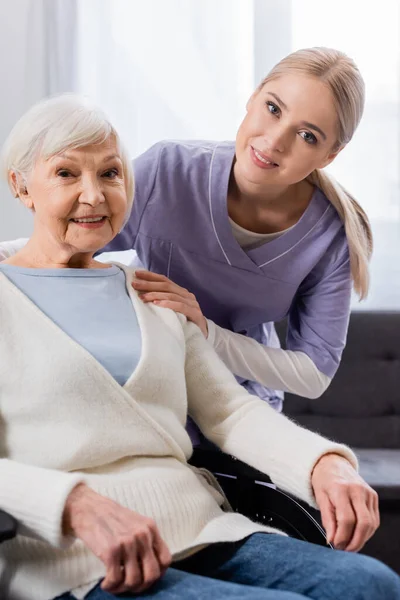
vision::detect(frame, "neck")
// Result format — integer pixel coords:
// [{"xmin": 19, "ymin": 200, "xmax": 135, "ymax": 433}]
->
[
  {"xmin": 230, "ymin": 162, "xmax": 304, "ymax": 208},
  {"xmin": 6, "ymin": 233, "xmax": 102, "ymax": 269},
  {"xmin": 227, "ymin": 163, "xmax": 314, "ymax": 233}
]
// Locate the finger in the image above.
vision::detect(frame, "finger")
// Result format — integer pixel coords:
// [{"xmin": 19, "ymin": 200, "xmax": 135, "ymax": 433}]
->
[
  {"xmin": 133, "ymin": 278, "xmax": 190, "ymax": 297},
  {"xmin": 135, "ymin": 534, "xmax": 161, "ymax": 593},
  {"xmin": 134, "ymin": 271, "xmax": 188, "ymax": 292},
  {"xmin": 370, "ymin": 489, "xmax": 380, "ymax": 530},
  {"xmin": 100, "ymin": 545, "xmax": 125, "ymax": 591},
  {"xmin": 152, "ymin": 529, "xmax": 172, "ymax": 572},
  {"xmin": 110, "ymin": 544, "xmax": 142, "ymax": 595},
  {"xmin": 151, "ymin": 299, "xmax": 200, "ymax": 319},
  {"xmin": 140, "ymin": 292, "xmax": 198, "ymax": 308},
  {"xmin": 331, "ymin": 488, "xmax": 356, "ymax": 550},
  {"xmin": 344, "ymin": 491, "xmax": 375, "ymax": 552},
  {"xmin": 134, "ymin": 270, "xmax": 167, "ymax": 281},
  {"xmin": 316, "ymin": 491, "xmax": 337, "ymax": 545}
]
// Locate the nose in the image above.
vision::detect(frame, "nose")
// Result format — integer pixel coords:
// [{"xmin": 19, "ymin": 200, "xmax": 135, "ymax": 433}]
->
[
  {"xmin": 263, "ymin": 122, "xmax": 288, "ymax": 154},
  {"xmin": 79, "ymin": 175, "xmax": 106, "ymax": 207}
]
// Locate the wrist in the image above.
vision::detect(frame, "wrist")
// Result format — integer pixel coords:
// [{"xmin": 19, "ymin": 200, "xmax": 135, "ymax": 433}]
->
[
  {"xmin": 311, "ymin": 452, "xmax": 351, "ymax": 481},
  {"xmin": 62, "ymin": 483, "xmax": 92, "ymax": 535}
]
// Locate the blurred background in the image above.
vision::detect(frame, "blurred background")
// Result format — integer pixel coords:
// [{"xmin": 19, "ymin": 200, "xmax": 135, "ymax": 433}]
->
[{"xmin": 0, "ymin": 0, "xmax": 399, "ymax": 309}]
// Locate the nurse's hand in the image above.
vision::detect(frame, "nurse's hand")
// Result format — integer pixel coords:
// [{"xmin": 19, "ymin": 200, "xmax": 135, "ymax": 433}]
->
[
  {"xmin": 132, "ymin": 270, "xmax": 208, "ymax": 338},
  {"xmin": 311, "ymin": 453, "xmax": 380, "ymax": 552},
  {"xmin": 63, "ymin": 484, "xmax": 171, "ymax": 595}
]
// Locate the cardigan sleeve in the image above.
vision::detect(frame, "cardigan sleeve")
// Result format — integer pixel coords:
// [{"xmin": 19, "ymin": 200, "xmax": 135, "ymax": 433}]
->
[
  {"xmin": 184, "ymin": 320, "xmax": 357, "ymax": 507},
  {"xmin": 0, "ymin": 238, "xmax": 29, "ymax": 260},
  {"xmin": 0, "ymin": 459, "xmax": 83, "ymax": 548}
]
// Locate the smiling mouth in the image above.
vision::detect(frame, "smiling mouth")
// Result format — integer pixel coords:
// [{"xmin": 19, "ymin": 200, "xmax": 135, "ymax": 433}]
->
[
  {"xmin": 252, "ymin": 147, "xmax": 279, "ymax": 167},
  {"xmin": 70, "ymin": 216, "xmax": 107, "ymax": 223}
]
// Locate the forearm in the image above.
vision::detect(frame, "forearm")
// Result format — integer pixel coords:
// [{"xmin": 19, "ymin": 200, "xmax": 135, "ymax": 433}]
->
[
  {"xmin": 210, "ymin": 401, "xmax": 357, "ymax": 507},
  {"xmin": 207, "ymin": 319, "xmax": 330, "ymax": 399},
  {"xmin": 0, "ymin": 237, "xmax": 29, "ymax": 260}
]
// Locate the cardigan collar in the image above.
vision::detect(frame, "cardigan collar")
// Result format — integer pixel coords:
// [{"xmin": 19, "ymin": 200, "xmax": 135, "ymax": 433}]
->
[{"xmin": 0, "ymin": 267, "xmax": 187, "ymax": 463}]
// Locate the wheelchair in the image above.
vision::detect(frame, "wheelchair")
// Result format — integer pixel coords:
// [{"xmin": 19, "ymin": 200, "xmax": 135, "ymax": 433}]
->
[{"xmin": 0, "ymin": 449, "xmax": 330, "ymax": 548}]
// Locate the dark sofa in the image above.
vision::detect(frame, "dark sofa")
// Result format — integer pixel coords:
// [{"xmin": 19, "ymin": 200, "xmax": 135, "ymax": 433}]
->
[{"xmin": 279, "ymin": 311, "xmax": 400, "ymax": 574}]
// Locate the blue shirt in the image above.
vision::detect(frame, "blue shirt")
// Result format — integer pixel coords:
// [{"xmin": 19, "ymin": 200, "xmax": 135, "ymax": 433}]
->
[
  {"xmin": 102, "ymin": 140, "xmax": 352, "ymax": 400},
  {"xmin": 0, "ymin": 264, "xmax": 141, "ymax": 386}
]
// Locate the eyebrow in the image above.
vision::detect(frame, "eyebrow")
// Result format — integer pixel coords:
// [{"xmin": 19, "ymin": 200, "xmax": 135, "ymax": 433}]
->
[
  {"xmin": 56, "ymin": 153, "xmax": 122, "ymax": 163},
  {"xmin": 267, "ymin": 92, "xmax": 327, "ymax": 140}
]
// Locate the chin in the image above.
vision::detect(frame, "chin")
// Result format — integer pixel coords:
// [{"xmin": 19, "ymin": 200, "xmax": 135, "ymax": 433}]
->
[{"xmin": 73, "ymin": 236, "xmax": 112, "ymax": 254}]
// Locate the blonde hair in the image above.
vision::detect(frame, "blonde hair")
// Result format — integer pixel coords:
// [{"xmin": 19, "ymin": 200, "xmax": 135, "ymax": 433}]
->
[
  {"xmin": 260, "ymin": 47, "xmax": 372, "ymax": 299},
  {"xmin": 1, "ymin": 94, "xmax": 134, "ymax": 220}
]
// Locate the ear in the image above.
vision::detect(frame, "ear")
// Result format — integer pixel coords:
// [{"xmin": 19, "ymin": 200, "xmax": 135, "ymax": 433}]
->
[
  {"xmin": 10, "ymin": 171, "xmax": 34, "ymax": 210},
  {"xmin": 9, "ymin": 171, "xmax": 19, "ymax": 197},
  {"xmin": 318, "ymin": 145, "xmax": 345, "ymax": 169}
]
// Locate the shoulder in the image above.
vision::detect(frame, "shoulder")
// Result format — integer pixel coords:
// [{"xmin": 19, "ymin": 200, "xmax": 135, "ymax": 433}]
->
[
  {"xmin": 312, "ymin": 187, "xmax": 350, "ymax": 265},
  {"xmin": 115, "ymin": 262, "xmax": 187, "ymax": 331},
  {"xmin": 134, "ymin": 140, "xmax": 223, "ymax": 172}
]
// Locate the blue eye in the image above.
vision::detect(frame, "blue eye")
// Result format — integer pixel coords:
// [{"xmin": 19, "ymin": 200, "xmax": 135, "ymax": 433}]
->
[
  {"xmin": 266, "ymin": 101, "xmax": 280, "ymax": 116},
  {"xmin": 299, "ymin": 131, "xmax": 317, "ymax": 145},
  {"xmin": 103, "ymin": 168, "xmax": 119, "ymax": 178}
]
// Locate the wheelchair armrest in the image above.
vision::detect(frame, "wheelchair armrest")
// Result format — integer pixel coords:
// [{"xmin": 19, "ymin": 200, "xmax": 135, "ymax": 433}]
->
[
  {"xmin": 190, "ymin": 447, "xmax": 273, "ymax": 484},
  {"xmin": 0, "ymin": 509, "xmax": 17, "ymax": 543},
  {"xmin": 189, "ymin": 447, "xmax": 331, "ymax": 548}
]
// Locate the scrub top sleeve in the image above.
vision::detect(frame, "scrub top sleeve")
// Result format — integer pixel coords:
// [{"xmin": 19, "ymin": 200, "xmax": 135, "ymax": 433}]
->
[
  {"xmin": 101, "ymin": 142, "xmax": 164, "ymax": 253},
  {"xmin": 287, "ymin": 245, "xmax": 352, "ymax": 379}
]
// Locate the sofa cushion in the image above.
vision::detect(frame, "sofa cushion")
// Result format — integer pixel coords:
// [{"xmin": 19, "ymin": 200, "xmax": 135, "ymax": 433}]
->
[
  {"xmin": 279, "ymin": 311, "xmax": 400, "ymax": 448},
  {"xmin": 356, "ymin": 449, "xmax": 400, "ymax": 501}
]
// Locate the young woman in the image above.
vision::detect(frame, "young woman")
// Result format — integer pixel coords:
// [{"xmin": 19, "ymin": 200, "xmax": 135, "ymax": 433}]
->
[{"xmin": 0, "ymin": 48, "xmax": 372, "ymax": 414}]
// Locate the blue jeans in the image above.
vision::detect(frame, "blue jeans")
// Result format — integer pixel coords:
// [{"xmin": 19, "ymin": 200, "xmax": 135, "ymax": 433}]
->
[{"xmin": 57, "ymin": 533, "xmax": 400, "ymax": 600}]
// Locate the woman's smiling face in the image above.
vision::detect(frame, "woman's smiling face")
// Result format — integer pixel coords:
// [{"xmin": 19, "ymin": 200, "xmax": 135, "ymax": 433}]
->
[
  {"xmin": 18, "ymin": 136, "xmax": 128, "ymax": 255},
  {"xmin": 234, "ymin": 73, "xmax": 343, "ymax": 190}
]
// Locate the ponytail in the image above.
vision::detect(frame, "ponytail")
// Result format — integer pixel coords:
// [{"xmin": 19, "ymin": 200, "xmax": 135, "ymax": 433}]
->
[{"xmin": 307, "ymin": 169, "xmax": 373, "ymax": 300}]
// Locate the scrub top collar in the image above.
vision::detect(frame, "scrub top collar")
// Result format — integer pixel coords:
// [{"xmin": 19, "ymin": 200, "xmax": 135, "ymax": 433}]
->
[{"xmin": 208, "ymin": 142, "xmax": 333, "ymax": 271}]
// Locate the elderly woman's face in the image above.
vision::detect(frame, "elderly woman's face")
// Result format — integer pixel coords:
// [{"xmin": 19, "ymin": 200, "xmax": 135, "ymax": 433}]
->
[{"xmin": 22, "ymin": 136, "xmax": 128, "ymax": 253}]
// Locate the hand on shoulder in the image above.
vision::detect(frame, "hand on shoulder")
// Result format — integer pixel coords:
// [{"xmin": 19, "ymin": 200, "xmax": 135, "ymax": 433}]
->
[{"xmin": 132, "ymin": 270, "xmax": 209, "ymax": 338}]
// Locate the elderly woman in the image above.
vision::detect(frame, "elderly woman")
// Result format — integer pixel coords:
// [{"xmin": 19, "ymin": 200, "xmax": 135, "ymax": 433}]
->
[{"xmin": 0, "ymin": 95, "xmax": 398, "ymax": 600}]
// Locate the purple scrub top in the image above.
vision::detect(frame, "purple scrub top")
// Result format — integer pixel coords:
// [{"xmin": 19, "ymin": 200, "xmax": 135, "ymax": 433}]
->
[{"xmin": 103, "ymin": 140, "xmax": 352, "ymax": 405}]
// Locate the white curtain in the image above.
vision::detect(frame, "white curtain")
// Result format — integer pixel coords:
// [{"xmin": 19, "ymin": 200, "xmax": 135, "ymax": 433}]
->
[
  {"xmin": 44, "ymin": 0, "xmax": 78, "ymax": 94},
  {"xmin": 1, "ymin": 0, "xmax": 398, "ymax": 308},
  {"xmin": 76, "ymin": 0, "xmax": 261, "ymax": 157},
  {"xmin": 0, "ymin": 0, "xmax": 78, "ymax": 239},
  {"xmin": 74, "ymin": 0, "xmax": 400, "ymax": 310}
]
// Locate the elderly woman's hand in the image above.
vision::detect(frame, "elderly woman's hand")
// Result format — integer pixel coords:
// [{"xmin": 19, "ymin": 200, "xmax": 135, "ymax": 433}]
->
[
  {"xmin": 311, "ymin": 453, "xmax": 380, "ymax": 552},
  {"xmin": 132, "ymin": 270, "xmax": 208, "ymax": 338},
  {"xmin": 63, "ymin": 484, "xmax": 171, "ymax": 595}
]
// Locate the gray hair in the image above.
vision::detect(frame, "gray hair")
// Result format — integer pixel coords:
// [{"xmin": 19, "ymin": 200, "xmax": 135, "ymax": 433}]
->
[{"xmin": 1, "ymin": 93, "xmax": 134, "ymax": 216}]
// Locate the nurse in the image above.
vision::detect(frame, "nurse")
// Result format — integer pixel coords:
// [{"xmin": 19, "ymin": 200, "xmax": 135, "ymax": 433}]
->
[{"xmin": 0, "ymin": 47, "xmax": 372, "ymax": 411}]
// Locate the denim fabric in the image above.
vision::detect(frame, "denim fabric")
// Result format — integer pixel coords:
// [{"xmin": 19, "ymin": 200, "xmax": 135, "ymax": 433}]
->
[{"xmin": 55, "ymin": 533, "xmax": 400, "ymax": 600}]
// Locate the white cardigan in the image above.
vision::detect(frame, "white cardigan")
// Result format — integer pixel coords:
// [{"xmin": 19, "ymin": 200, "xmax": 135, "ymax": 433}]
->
[
  {"xmin": 1, "ymin": 239, "xmax": 329, "ymax": 399},
  {"xmin": 0, "ymin": 265, "xmax": 357, "ymax": 600}
]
